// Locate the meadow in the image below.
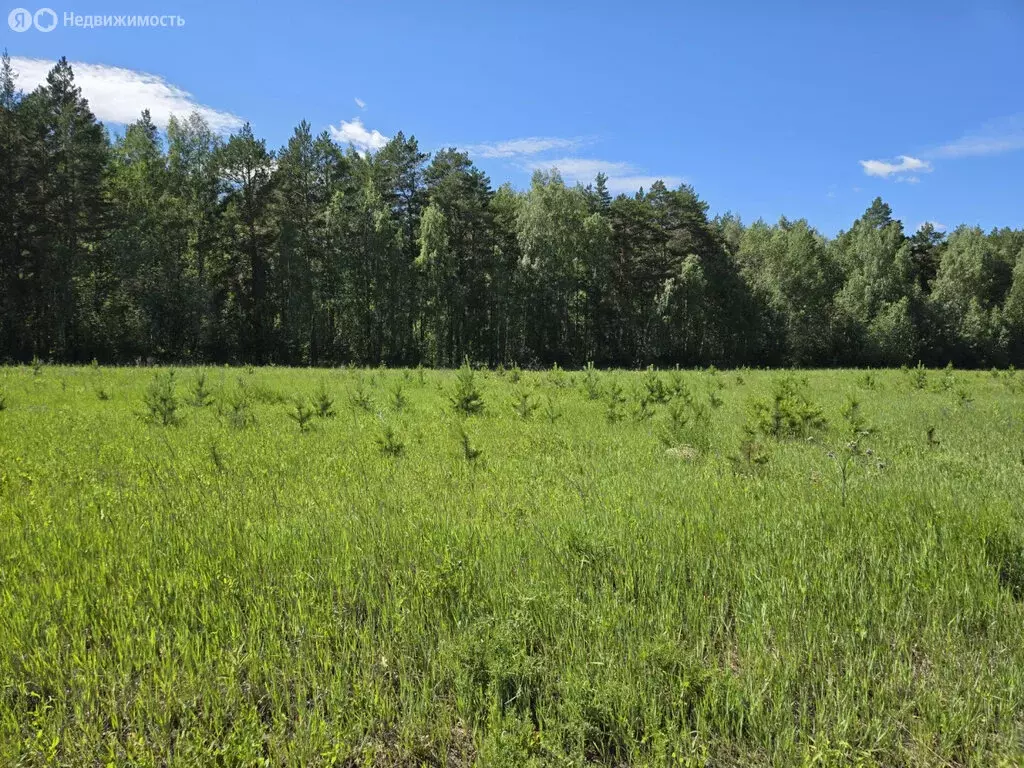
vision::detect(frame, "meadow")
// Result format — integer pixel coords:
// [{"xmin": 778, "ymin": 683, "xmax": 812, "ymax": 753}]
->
[{"xmin": 0, "ymin": 363, "xmax": 1022, "ymax": 766}]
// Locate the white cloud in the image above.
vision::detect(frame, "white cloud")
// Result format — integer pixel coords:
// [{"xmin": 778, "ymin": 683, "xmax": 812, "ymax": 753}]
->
[
  {"xmin": 528, "ymin": 157, "xmax": 683, "ymax": 194},
  {"xmin": 932, "ymin": 115, "xmax": 1024, "ymax": 159},
  {"xmin": 917, "ymin": 220, "xmax": 947, "ymax": 233},
  {"xmin": 354, "ymin": 97, "xmax": 366, "ymax": 110},
  {"xmin": 528, "ymin": 157, "xmax": 634, "ymax": 178},
  {"xmin": 859, "ymin": 155, "xmax": 932, "ymax": 178},
  {"xmin": 603, "ymin": 175, "xmax": 685, "ymax": 194},
  {"xmin": 329, "ymin": 117, "xmax": 388, "ymax": 153},
  {"xmin": 895, "ymin": 175, "xmax": 920, "ymax": 184},
  {"xmin": 10, "ymin": 56, "xmax": 243, "ymax": 133},
  {"xmin": 468, "ymin": 136, "xmax": 585, "ymax": 159}
]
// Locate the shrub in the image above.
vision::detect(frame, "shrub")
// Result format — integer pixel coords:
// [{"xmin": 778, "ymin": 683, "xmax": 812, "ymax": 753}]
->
[
  {"xmin": 751, "ymin": 376, "xmax": 826, "ymax": 440},
  {"xmin": 143, "ymin": 370, "xmax": 180, "ymax": 426},
  {"xmin": 582, "ymin": 362, "xmax": 602, "ymax": 400},
  {"xmin": 457, "ymin": 424, "xmax": 483, "ymax": 465},
  {"xmin": 221, "ymin": 380, "xmax": 256, "ymax": 430},
  {"xmin": 542, "ymin": 396, "xmax": 562, "ymax": 424},
  {"xmin": 548, "ymin": 362, "xmax": 568, "ymax": 388},
  {"xmin": 826, "ymin": 439, "xmax": 873, "ymax": 507},
  {"xmin": 642, "ymin": 366, "xmax": 671, "ymax": 404},
  {"xmin": 390, "ymin": 384, "xmax": 407, "ymax": 413},
  {"xmin": 288, "ymin": 397, "xmax": 316, "ymax": 432},
  {"xmin": 451, "ymin": 359, "xmax": 485, "ymax": 417},
  {"xmin": 314, "ymin": 382, "xmax": 336, "ymax": 418},
  {"xmin": 631, "ymin": 393, "xmax": 655, "ymax": 421},
  {"xmin": 606, "ymin": 382, "xmax": 626, "ymax": 423},
  {"xmin": 729, "ymin": 425, "xmax": 770, "ymax": 475},
  {"xmin": 376, "ymin": 421, "xmax": 406, "ymax": 458},
  {"xmin": 659, "ymin": 398, "xmax": 711, "ymax": 450},
  {"xmin": 840, "ymin": 395, "xmax": 872, "ymax": 437},
  {"xmin": 191, "ymin": 370, "xmax": 214, "ymax": 407},
  {"xmin": 907, "ymin": 362, "xmax": 928, "ymax": 390},
  {"xmin": 349, "ymin": 378, "xmax": 374, "ymax": 412},
  {"xmin": 512, "ymin": 389, "xmax": 538, "ymax": 419}
]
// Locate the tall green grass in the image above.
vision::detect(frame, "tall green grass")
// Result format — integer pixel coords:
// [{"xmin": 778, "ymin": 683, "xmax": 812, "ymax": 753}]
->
[{"xmin": 0, "ymin": 364, "xmax": 1022, "ymax": 766}]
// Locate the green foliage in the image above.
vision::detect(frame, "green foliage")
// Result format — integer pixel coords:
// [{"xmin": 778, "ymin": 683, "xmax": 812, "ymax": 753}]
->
[
  {"xmin": 451, "ymin": 359, "xmax": 484, "ymax": 417},
  {"xmin": 512, "ymin": 389, "xmax": 538, "ymax": 419},
  {"xmin": 955, "ymin": 386, "xmax": 974, "ymax": 407},
  {"xmin": 642, "ymin": 366, "xmax": 671, "ymax": 404},
  {"xmin": 142, "ymin": 370, "xmax": 180, "ymax": 426},
  {"xmin": 605, "ymin": 381, "xmax": 626, "ymax": 423},
  {"xmin": 729, "ymin": 424, "xmax": 770, "ymax": 474},
  {"xmin": 288, "ymin": 397, "xmax": 316, "ymax": 432},
  {"xmin": 825, "ymin": 438, "xmax": 877, "ymax": 507},
  {"xmin": 658, "ymin": 397, "xmax": 711, "ymax": 451},
  {"xmin": 985, "ymin": 528, "xmax": 1024, "ymax": 600},
  {"xmin": 907, "ymin": 362, "xmax": 929, "ymax": 390},
  {"xmin": 376, "ymin": 421, "xmax": 406, "ymax": 458},
  {"xmin": 547, "ymin": 362, "xmax": 568, "ymax": 388},
  {"xmin": 389, "ymin": 383, "xmax": 408, "ymax": 413},
  {"xmin": 221, "ymin": 380, "xmax": 256, "ymax": 430},
  {"xmin": 582, "ymin": 362, "xmax": 602, "ymax": 400},
  {"xmin": 348, "ymin": 378, "xmax": 374, "ymax": 412},
  {"xmin": 191, "ymin": 370, "xmax": 214, "ymax": 407},
  {"xmin": 542, "ymin": 396, "xmax": 563, "ymax": 424},
  {"xmin": 0, "ymin": 56, "xmax": 1021, "ymax": 372},
  {"xmin": 457, "ymin": 424, "xmax": 483, "ymax": 465},
  {"xmin": 840, "ymin": 395, "xmax": 872, "ymax": 437},
  {"xmin": 1, "ymin": 365, "xmax": 1024, "ymax": 765},
  {"xmin": 751, "ymin": 376, "xmax": 827, "ymax": 439},
  {"xmin": 208, "ymin": 441, "xmax": 227, "ymax": 473},
  {"xmin": 631, "ymin": 392, "xmax": 655, "ymax": 422},
  {"xmin": 313, "ymin": 382, "xmax": 336, "ymax": 418}
]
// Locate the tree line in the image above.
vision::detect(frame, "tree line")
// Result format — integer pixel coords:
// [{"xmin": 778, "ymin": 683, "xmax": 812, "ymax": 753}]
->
[{"xmin": 2, "ymin": 56, "xmax": 1023, "ymax": 368}]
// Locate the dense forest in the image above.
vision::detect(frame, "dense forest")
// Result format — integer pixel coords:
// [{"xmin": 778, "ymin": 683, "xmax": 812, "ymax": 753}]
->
[{"xmin": 2, "ymin": 56, "xmax": 1023, "ymax": 368}]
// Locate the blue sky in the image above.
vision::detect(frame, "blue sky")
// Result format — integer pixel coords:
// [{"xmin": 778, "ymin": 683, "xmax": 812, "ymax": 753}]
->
[{"xmin": 4, "ymin": 0, "xmax": 1024, "ymax": 235}]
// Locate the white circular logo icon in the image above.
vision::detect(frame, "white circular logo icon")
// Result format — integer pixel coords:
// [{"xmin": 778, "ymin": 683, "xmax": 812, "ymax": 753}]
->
[
  {"xmin": 34, "ymin": 7, "xmax": 58, "ymax": 31},
  {"xmin": 7, "ymin": 7, "xmax": 33, "ymax": 31}
]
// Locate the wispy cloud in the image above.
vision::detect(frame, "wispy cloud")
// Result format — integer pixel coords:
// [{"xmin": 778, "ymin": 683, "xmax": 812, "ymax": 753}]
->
[
  {"xmin": 858, "ymin": 114, "xmax": 1024, "ymax": 181},
  {"xmin": 528, "ymin": 157, "xmax": 683, "ymax": 194},
  {"xmin": 467, "ymin": 136, "xmax": 586, "ymax": 159},
  {"xmin": 917, "ymin": 220, "xmax": 947, "ymax": 233},
  {"xmin": 602, "ymin": 175, "xmax": 685, "ymax": 194},
  {"xmin": 859, "ymin": 155, "xmax": 932, "ymax": 179},
  {"xmin": 10, "ymin": 56, "xmax": 243, "ymax": 133},
  {"xmin": 528, "ymin": 158, "xmax": 633, "ymax": 178},
  {"xmin": 329, "ymin": 117, "xmax": 388, "ymax": 154},
  {"xmin": 931, "ymin": 114, "xmax": 1024, "ymax": 159},
  {"xmin": 354, "ymin": 97, "xmax": 366, "ymax": 110}
]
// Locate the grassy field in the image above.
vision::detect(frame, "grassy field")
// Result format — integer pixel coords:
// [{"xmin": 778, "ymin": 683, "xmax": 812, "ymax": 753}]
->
[{"xmin": 1, "ymin": 363, "xmax": 1023, "ymax": 766}]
